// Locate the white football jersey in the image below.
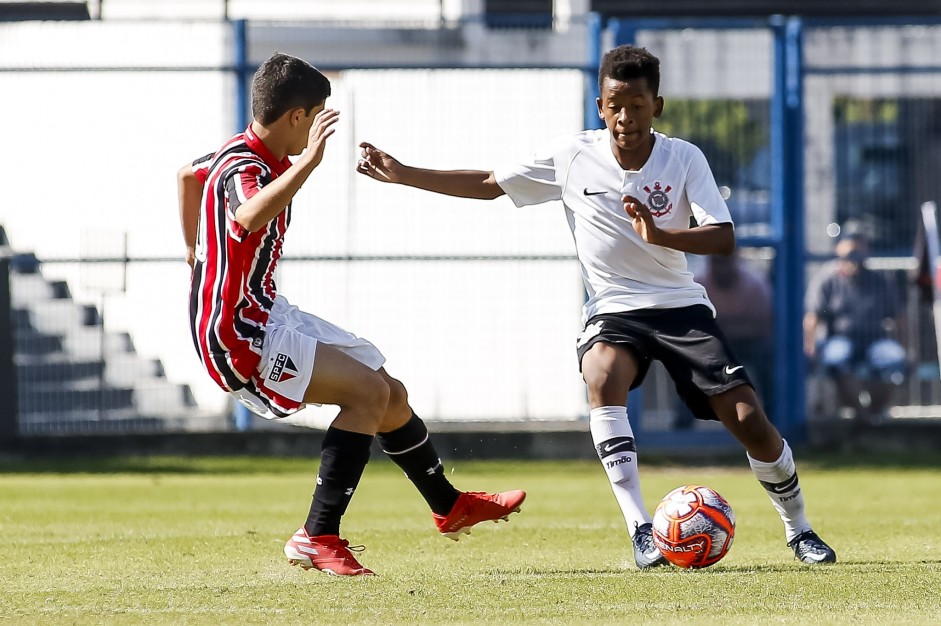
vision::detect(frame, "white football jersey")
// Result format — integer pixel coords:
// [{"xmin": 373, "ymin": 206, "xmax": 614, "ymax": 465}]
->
[{"xmin": 494, "ymin": 129, "xmax": 733, "ymax": 323}]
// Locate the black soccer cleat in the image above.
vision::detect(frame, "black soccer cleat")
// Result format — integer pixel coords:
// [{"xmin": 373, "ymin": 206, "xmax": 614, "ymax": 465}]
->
[
  {"xmin": 787, "ymin": 530, "xmax": 837, "ymax": 564},
  {"xmin": 633, "ymin": 522, "xmax": 669, "ymax": 569}
]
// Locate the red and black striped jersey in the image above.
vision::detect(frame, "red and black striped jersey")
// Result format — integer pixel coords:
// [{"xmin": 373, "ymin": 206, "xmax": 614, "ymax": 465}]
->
[
  {"xmin": 191, "ymin": 152, "xmax": 213, "ymax": 184},
  {"xmin": 188, "ymin": 125, "xmax": 292, "ymax": 392}
]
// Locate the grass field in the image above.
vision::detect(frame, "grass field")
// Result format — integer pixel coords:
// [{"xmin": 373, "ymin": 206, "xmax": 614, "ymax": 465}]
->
[{"xmin": 1, "ymin": 454, "xmax": 940, "ymax": 625}]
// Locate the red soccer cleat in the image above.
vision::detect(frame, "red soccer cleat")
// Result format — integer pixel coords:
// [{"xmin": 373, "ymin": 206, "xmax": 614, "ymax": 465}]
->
[
  {"xmin": 434, "ymin": 490, "xmax": 526, "ymax": 540},
  {"xmin": 284, "ymin": 528, "xmax": 375, "ymax": 576}
]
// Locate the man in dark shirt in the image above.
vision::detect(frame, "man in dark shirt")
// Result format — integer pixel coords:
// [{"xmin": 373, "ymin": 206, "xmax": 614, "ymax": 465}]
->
[{"xmin": 804, "ymin": 225, "xmax": 907, "ymax": 424}]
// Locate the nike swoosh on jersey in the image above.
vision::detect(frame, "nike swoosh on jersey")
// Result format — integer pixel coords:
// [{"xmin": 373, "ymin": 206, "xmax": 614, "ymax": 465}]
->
[
  {"xmin": 724, "ymin": 365, "xmax": 744, "ymax": 374},
  {"xmin": 583, "ymin": 188, "xmax": 607, "ymax": 196}
]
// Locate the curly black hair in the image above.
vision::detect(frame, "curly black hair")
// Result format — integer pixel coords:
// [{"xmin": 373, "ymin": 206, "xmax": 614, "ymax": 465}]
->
[{"xmin": 598, "ymin": 45, "xmax": 660, "ymax": 95}]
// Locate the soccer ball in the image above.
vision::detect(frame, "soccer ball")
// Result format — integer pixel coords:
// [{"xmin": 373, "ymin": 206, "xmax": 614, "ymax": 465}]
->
[{"xmin": 651, "ymin": 484, "xmax": 735, "ymax": 569}]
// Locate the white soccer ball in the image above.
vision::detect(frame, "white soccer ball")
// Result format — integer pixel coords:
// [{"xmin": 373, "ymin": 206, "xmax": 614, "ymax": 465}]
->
[{"xmin": 651, "ymin": 484, "xmax": 735, "ymax": 569}]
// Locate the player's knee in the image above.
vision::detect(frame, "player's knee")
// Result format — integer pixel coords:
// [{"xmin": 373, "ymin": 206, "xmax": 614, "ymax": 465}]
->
[
  {"xmin": 731, "ymin": 403, "xmax": 772, "ymax": 442},
  {"xmin": 356, "ymin": 371, "xmax": 391, "ymax": 421},
  {"xmin": 582, "ymin": 362, "xmax": 616, "ymax": 395},
  {"xmin": 385, "ymin": 376, "xmax": 409, "ymax": 414},
  {"xmin": 581, "ymin": 344, "xmax": 634, "ymax": 401},
  {"xmin": 714, "ymin": 387, "xmax": 772, "ymax": 440}
]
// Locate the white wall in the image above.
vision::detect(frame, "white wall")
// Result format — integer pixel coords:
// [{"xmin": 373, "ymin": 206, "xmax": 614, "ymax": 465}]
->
[
  {"xmin": 0, "ymin": 20, "xmax": 590, "ymax": 423},
  {"xmin": 281, "ymin": 69, "xmax": 587, "ymax": 427},
  {"xmin": 97, "ymin": 0, "xmax": 457, "ymax": 21}
]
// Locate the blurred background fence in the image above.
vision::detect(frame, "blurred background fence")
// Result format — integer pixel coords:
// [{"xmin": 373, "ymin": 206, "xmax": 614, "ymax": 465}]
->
[{"xmin": 2, "ymin": 1, "xmax": 941, "ymax": 450}]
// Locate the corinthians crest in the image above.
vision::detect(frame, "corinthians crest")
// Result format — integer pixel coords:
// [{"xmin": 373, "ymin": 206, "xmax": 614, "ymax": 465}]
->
[{"xmin": 643, "ymin": 182, "xmax": 673, "ymax": 217}]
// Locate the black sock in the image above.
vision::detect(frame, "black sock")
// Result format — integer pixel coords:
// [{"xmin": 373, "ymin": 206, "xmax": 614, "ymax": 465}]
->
[
  {"xmin": 304, "ymin": 427, "xmax": 373, "ymax": 537},
  {"xmin": 377, "ymin": 413, "xmax": 460, "ymax": 516}
]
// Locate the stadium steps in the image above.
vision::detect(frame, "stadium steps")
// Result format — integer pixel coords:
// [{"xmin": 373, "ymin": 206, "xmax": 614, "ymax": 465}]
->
[
  {"xmin": 3, "ymin": 231, "xmax": 199, "ymax": 432},
  {"xmin": 16, "ymin": 357, "xmax": 105, "ymax": 384},
  {"xmin": 16, "ymin": 409, "xmax": 166, "ymax": 436},
  {"xmin": 19, "ymin": 383, "xmax": 135, "ymax": 414},
  {"xmin": 22, "ymin": 300, "xmax": 101, "ymax": 334},
  {"xmin": 14, "ymin": 329, "xmax": 63, "ymax": 355}
]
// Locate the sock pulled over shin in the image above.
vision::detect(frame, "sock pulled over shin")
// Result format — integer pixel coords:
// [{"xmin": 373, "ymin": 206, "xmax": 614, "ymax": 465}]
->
[
  {"xmin": 305, "ymin": 426, "xmax": 374, "ymax": 537},
  {"xmin": 747, "ymin": 439, "xmax": 811, "ymax": 542},
  {"xmin": 589, "ymin": 405, "xmax": 650, "ymax": 535},
  {"xmin": 377, "ymin": 413, "xmax": 459, "ymax": 516}
]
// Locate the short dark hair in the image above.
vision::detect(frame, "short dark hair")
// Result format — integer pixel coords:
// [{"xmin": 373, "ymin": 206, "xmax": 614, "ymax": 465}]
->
[
  {"xmin": 251, "ymin": 52, "xmax": 331, "ymax": 126},
  {"xmin": 598, "ymin": 45, "xmax": 660, "ymax": 95}
]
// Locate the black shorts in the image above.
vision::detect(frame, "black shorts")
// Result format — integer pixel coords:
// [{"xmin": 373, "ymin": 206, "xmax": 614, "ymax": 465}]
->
[{"xmin": 576, "ymin": 305, "xmax": 753, "ymax": 421}]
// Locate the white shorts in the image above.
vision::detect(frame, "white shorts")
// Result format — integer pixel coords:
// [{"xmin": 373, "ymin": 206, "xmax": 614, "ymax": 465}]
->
[{"xmin": 231, "ymin": 295, "xmax": 386, "ymax": 419}]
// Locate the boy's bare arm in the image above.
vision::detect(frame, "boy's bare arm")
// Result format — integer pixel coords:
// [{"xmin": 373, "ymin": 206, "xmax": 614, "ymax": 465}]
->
[
  {"xmin": 652, "ymin": 223, "xmax": 736, "ymax": 256},
  {"xmin": 356, "ymin": 142, "xmax": 505, "ymax": 200},
  {"xmin": 624, "ymin": 195, "xmax": 735, "ymax": 255},
  {"xmin": 235, "ymin": 109, "xmax": 340, "ymax": 232},
  {"xmin": 177, "ymin": 163, "xmax": 203, "ymax": 267}
]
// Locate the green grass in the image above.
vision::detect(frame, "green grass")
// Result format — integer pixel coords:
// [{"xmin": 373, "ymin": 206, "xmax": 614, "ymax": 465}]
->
[{"xmin": 1, "ymin": 456, "xmax": 940, "ymax": 625}]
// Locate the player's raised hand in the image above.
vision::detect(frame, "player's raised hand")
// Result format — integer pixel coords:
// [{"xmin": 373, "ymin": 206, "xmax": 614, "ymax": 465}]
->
[
  {"xmin": 305, "ymin": 108, "xmax": 340, "ymax": 168},
  {"xmin": 356, "ymin": 142, "xmax": 404, "ymax": 183},
  {"xmin": 623, "ymin": 195, "xmax": 660, "ymax": 244}
]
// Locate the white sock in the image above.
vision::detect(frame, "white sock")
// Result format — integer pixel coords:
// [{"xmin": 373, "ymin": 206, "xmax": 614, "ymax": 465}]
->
[
  {"xmin": 589, "ymin": 406, "xmax": 650, "ymax": 536},
  {"xmin": 747, "ymin": 440, "xmax": 812, "ymax": 542}
]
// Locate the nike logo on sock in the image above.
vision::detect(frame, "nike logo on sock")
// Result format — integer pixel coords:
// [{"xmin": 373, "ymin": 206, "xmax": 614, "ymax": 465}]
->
[
  {"xmin": 596, "ymin": 436, "xmax": 636, "ymax": 459},
  {"xmin": 759, "ymin": 473, "xmax": 800, "ymax": 494},
  {"xmin": 601, "ymin": 440, "xmax": 633, "ymax": 454}
]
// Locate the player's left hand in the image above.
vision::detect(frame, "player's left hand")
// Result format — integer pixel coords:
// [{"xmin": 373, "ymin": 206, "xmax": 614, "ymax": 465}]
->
[{"xmin": 623, "ymin": 195, "xmax": 660, "ymax": 244}]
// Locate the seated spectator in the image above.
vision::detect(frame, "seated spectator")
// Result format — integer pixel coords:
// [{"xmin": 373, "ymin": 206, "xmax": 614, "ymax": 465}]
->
[
  {"xmin": 675, "ymin": 249, "xmax": 775, "ymax": 429},
  {"xmin": 803, "ymin": 222, "xmax": 907, "ymax": 425}
]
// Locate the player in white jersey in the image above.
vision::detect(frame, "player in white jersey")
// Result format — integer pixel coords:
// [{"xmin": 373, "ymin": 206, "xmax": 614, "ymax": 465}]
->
[{"xmin": 356, "ymin": 44, "xmax": 836, "ymax": 567}]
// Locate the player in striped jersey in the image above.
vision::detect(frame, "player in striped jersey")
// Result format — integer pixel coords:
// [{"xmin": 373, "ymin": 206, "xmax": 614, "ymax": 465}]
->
[{"xmin": 177, "ymin": 53, "xmax": 524, "ymax": 576}]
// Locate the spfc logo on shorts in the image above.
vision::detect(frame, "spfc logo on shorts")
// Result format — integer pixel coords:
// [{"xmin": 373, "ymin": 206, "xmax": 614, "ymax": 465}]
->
[
  {"xmin": 269, "ymin": 352, "xmax": 298, "ymax": 383},
  {"xmin": 643, "ymin": 182, "xmax": 673, "ymax": 217}
]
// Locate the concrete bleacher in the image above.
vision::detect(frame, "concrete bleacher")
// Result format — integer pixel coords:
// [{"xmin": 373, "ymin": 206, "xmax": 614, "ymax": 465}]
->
[{"xmin": 2, "ymin": 226, "xmax": 199, "ymax": 435}]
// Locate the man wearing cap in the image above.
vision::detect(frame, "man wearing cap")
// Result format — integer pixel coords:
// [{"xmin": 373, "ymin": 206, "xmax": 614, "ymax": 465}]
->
[{"xmin": 804, "ymin": 223, "xmax": 907, "ymax": 425}]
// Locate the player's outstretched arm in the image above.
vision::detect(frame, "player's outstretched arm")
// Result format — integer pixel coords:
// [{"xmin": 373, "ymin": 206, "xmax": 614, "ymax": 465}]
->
[
  {"xmin": 356, "ymin": 142, "xmax": 505, "ymax": 201},
  {"xmin": 177, "ymin": 163, "xmax": 204, "ymax": 268},
  {"xmin": 235, "ymin": 108, "xmax": 340, "ymax": 232}
]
